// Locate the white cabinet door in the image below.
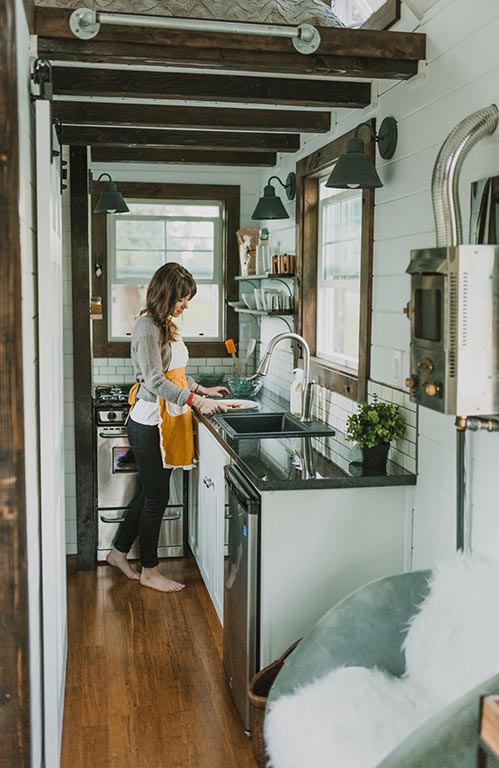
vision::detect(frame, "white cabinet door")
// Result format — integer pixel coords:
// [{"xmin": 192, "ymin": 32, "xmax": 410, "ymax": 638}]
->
[
  {"xmin": 197, "ymin": 424, "xmax": 229, "ymax": 624},
  {"xmin": 188, "ymin": 462, "xmax": 199, "ymax": 557},
  {"xmin": 36, "ymin": 100, "xmax": 66, "ymax": 768}
]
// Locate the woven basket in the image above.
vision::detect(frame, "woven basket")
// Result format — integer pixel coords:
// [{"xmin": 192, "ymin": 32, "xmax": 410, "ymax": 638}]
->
[{"xmin": 248, "ymin": 639, "xmax": 301, "ymax": 767}]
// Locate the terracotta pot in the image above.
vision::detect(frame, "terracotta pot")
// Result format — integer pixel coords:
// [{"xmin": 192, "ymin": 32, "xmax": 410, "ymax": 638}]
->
[{"xmin": 362, "ymin": 442, "xmax": 390, "ymax": 471}]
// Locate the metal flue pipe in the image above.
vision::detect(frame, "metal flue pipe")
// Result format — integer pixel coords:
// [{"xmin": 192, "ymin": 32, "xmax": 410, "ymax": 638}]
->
[
  {"xmin": 431, "ymin": 104, "xmax": 499, "ymax": 551},
  {"xmin": 431, "ymin": 104, "xmax": 498, "ymax": 247}
]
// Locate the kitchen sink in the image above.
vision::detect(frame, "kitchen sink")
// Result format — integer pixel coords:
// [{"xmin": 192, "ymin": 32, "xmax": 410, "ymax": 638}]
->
[{"xmin": 213, "ymin": 411, "xmax": 335, "ymax": 439}]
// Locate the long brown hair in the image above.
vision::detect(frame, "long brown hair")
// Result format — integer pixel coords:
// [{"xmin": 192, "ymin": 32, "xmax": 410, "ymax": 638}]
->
[{"xmin": 142, "ymin": 262, "xmax": 197, "ymax": 341}]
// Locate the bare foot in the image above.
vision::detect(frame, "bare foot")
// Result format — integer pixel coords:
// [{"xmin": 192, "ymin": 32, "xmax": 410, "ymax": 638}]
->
[
  {"xmin": 140, "ymin": 565, "xmax": 185, "ymax": 593},
  {"xmin": 106, "ymin": 547, "xmax": 140, "ymax": 580}
]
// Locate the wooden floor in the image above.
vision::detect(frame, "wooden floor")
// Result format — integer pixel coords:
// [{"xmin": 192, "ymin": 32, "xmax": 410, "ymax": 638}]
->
[{"xmin": 61, "ymin": 554, "xmax": 258, "ymax": 768}]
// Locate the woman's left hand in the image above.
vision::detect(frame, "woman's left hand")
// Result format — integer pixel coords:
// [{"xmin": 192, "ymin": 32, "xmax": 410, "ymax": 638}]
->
[{"xmin": 203, "ymin": 385, "xmax": 231, "ymax": 398}]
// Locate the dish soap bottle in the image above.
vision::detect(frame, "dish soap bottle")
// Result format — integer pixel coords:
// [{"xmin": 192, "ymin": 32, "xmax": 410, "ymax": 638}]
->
[
  {"xmin": 256, "ymin": 228, "xmax": 271, "ymax": 275},
  {"xmin": 290, "ymin": 368, "xmax": 304, "ymax": 418}
]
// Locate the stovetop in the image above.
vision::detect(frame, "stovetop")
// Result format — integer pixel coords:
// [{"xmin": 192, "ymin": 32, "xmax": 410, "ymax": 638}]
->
[{"xmin": 94, "ymin": 384, "xmax": 132, "ymax": 406}]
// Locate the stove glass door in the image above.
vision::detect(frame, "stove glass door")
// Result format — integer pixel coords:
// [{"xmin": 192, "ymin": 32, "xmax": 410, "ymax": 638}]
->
[{"xmin": 97, "ymin": 429, "xmax": 139, "ymax": 509}]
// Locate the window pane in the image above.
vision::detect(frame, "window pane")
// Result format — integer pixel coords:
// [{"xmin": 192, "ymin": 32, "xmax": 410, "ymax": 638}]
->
[
  {"xmin": 316, "ymin": 282, "xmax": 360, "ymax": 369},
  {"xmin": 317, "ymin": 184, "xmax": 362, "ymax": 371},
  {"xmin": 167, "ymin": 220, "xmax": 214, "ymax": 239},
  {"xmin": 167, "ymin": 251, "xmax": 214, "ymax": 279},
  {"xmin": 172, "ymin": 285, "xmax": 219, "ymax": 338},
  {"xmin": 110, "ymin": 284, "xmax": 147, "ymax": 338},
  {"xmin": 116, "ymin": 219, "xmax": 165, "ymax": 248},
  {"xmin": 116, "ymin": 250, "xmax": 164, "ymax": 280},
  {"xmin": 110, "ymin": 284, "xmax": 220, "ymax": 340}
]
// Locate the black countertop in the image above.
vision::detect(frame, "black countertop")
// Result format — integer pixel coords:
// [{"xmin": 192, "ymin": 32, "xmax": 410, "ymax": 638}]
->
[{"xmin": 197, "ymin": 393, "xmax": 417, "ymax": 492}]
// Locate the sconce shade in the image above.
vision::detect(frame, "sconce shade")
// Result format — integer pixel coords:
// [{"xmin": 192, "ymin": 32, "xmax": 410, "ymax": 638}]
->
[
  {"xmin": 251, "ymin": 172, "xmax": 296, "ymax": 220},
  {"xmin": 252, "ymin": 184, "xmax": 289, "ymax": 219},
  {"xmin": 325, "ymin": 137, "xmax": 383, "ymax": 189},
  {"xmin": 94, "ymin": 179, "xmax": 129, "ymax": 214}
]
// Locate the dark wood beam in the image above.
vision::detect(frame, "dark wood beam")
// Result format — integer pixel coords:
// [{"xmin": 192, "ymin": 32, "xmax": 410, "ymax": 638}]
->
[
  {"xmin": 40, "ymin": 38, "xmax": 422, "ymax": 79},
  {"xmin": 52, "ymin": 101, "xmax": 331, "ymax": 134},
  {"xmin": 52, "ymin": 67, "xmax": 371, "ymax": 109},
  {"xmin": 37, "ymin": 8, "xmax": 425, "ymax": 60},
  {"xmin": 36, "ymin": 8, "xmax": 425, "ymax": 80},
  {"xmin": 69, "ymin": 147, "xmax": 95, "ymax": 571},
  {"xmin": 0, "ymin": 0, "xmax": 31, "ymax": 765},
  {"xmin": 60, "ymin": 125, "xmax": 300, "ymax": 152},
  {"xmin": 90, "ymin": 146, "xmax": 277, "ymax": 166}
]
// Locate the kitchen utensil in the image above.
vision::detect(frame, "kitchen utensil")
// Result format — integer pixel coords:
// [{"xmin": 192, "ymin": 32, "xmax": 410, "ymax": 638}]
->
[
  {"xmin": 225, "ymin": 339, "xmax": 243, "ymax": 375},
  {"xmin": 227, "ymin": 377, "xmax": 263, "ymax": 398},
  {"xmin": 244, "ymin": 338, "xmax": 257, "ymax": 360}
]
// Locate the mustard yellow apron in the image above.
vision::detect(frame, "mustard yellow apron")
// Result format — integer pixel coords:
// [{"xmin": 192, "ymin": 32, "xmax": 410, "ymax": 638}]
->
[{"xmin": 128, "ymin": 367, "xmax": 194, "ymax": 469}]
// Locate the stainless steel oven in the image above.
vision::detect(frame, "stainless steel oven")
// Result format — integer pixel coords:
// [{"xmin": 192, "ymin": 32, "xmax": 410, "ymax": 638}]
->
[{"xmin": 95, "ymin": 386, "xmax": 185, "ymax": 561}]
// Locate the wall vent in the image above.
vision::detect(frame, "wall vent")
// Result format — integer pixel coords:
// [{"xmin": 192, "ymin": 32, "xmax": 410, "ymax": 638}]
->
[{"xmin": 448, "ymin": 272, "xmax": 458, "ymax": 377}]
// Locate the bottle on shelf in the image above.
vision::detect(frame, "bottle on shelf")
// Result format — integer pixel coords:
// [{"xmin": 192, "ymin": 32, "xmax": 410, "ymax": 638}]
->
[
  {"xmin": 290, "ymin": 368, "xmax": 304, "ymax": 418},
  {"xmin": 256, "ymin": 228, "xmax": 272, "ymax": 275}
]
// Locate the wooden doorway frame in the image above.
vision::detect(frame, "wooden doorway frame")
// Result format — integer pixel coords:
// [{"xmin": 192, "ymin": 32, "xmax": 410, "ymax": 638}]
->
[{"xmin": 0, "ymin": 0, "xmax": 31, "ymax": 765}]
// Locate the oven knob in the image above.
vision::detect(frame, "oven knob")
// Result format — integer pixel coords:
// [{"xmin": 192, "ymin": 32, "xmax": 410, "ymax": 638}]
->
[
  {"xmin": 405, "ymin": 375, "xmax": 418, "ymax": 390},
  {"xmin": 424, "ymin": 382, "xmax": 441, "ymax": 397},
  {"xmin": 107, "ymin": 411, "xmax": 117, "ymax": 421},
  {"xmin": 417, "ymin": 357, "xmax": 434, "ymax": 375}
]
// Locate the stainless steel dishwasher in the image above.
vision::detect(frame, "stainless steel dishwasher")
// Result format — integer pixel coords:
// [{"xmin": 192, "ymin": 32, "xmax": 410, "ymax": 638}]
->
[{"xmin": 223, "ymin": 464, "xmax": 261, "ymax": 733}]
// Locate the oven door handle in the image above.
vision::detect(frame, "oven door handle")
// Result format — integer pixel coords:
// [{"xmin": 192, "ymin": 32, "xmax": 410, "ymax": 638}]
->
[
  {"xmin": 98, "ymin": 431, "xmax": 128, "ymax": 438},
  {"xmin": 100, "ymin": 511, "xmax": 182, "ymax": 524}
]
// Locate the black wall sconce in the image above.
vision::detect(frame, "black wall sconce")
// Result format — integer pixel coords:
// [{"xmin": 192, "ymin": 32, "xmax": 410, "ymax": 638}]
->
[
  {"xmin": 252, "ymin": 172, "xmax": 296, "ymax": 220},
  {"xmin": 326, "ymin": 117, "xmax": 398, "ymax": 190},
  {"xmin": 90, "ymin": 171, "xmax": 129, "ymax": 214}
]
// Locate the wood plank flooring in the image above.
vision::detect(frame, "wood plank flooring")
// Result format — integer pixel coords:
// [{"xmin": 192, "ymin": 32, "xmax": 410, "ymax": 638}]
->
[{"xmin": 61, "ymin": 554, "xmax": 258, "ymax": 768}]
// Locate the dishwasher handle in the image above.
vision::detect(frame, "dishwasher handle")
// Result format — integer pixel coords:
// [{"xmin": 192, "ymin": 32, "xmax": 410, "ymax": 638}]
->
[{"xmin": 224, "ymin": 465, "xmax": 260, "ymax": 514}]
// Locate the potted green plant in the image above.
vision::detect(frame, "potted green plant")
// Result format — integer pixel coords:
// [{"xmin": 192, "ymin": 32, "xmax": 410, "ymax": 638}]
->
[{"xmin": 346, "ymin": 396, "xmax": 406, "ymax": 470}]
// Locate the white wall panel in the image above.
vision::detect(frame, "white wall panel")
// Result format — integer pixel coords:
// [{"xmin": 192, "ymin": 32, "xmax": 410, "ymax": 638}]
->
[{"xmin": 16, "ymin": 0, "xmax": 43, "ymax": 765}]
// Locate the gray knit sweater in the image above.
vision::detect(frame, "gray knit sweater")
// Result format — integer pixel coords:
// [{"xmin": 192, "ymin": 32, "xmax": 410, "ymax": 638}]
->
[{"xmin": 131, "ymin": 315, "xmax": 195, "ymax": 405}]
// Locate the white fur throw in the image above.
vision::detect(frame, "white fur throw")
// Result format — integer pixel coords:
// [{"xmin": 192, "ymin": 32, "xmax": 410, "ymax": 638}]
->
[{"xmin": 265, "ymin": 554, "xmax": 499, "ymax": 768}]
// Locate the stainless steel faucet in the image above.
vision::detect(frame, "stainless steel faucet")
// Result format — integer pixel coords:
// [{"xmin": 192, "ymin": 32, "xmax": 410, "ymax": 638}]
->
[{"xmin": 247, "ymin": 332, "xmax": 314, "ymax": 422}]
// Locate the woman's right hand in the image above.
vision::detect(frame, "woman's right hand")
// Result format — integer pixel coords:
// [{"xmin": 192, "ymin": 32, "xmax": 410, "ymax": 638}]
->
[{"xmin": 194, "ymin": 396, "xmax": 229, "ymax": 415}]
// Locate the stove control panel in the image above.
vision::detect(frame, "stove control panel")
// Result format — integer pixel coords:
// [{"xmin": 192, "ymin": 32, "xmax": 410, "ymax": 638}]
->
[{"xmin": 96, "ymin": 407, "xmax": 129, "ymax": 425}]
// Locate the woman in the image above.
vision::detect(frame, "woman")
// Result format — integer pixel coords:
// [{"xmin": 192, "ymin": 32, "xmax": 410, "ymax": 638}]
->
[{"xmin": 107, "ymin": 262, "xmax": 230, "ymax": 593}]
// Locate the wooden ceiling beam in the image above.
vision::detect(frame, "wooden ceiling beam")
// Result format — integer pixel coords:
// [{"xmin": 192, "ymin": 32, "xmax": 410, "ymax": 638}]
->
[
  {"xmin": 90, "ymin": 147, "xmax": 278, "ymax": 166},
  {"xmin": 52, "ymin": 67, "xmax": 371, "ymax": 109},
  {"xmin": 52, "ymin": 101, "xmax": 332, "ymax": 134},
  {"xmin": 60, "ymin": 125, "xmax": 300, "ymax": 152},
  {"xmin": 41, "ymin": 39, "xmax": 419, "ymax": 80},
  {"xmin": 36, "ymin": 8, "xmax": 425, "ymax": 61}
]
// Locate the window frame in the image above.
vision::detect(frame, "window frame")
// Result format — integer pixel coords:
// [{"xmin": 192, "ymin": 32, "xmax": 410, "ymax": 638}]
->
[
  {"xmin": 107, "ymin": 199, "xmax": 224, "ymax": 343},
  {"xmin": 296, "ymin": 122, "xmax": 375, "ymax": 403},
  {"xmin": 91, "ymin": 181, "xmax": 240, "ymax": 358}
]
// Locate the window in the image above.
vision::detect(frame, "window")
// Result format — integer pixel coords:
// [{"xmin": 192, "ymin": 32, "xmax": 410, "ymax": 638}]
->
[
  {"xmin": 332, "ymin": 0, "xmax": 400, "ymax": 29},
  {"xmin": 297, "ymin": 124, "xmax": 375, "ymax": 402},
  {"xmin": 108, "ymin": 200, "xmax": 223, "ymax": 342},
  {"xmin": 91, "ymin": 182, "xmax": 240, "ymax": 358},
  {"xmin": 317, "ymin": 181, "xmax": 362, "ymax": 371}
]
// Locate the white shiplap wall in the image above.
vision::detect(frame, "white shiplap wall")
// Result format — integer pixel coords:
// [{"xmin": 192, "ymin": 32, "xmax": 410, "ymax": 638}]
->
[
  {"xmin": 16, "ymin": 0, "xmax": 43, "ymax": 764},
  {"xmin": 257, "ymin": 0, "xmax": 499, "ymax": 568}
]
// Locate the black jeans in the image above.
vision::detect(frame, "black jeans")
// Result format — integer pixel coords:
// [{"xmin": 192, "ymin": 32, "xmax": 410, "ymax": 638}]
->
[{"xmin": 113, "ymin": 418, "xmax": 172, "ymax": 568}]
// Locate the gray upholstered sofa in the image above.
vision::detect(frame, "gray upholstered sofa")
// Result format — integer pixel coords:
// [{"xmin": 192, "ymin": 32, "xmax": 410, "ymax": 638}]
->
[{"xmin": 266, "ymin": 570, "xmax": 499, "ymax": 768}]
